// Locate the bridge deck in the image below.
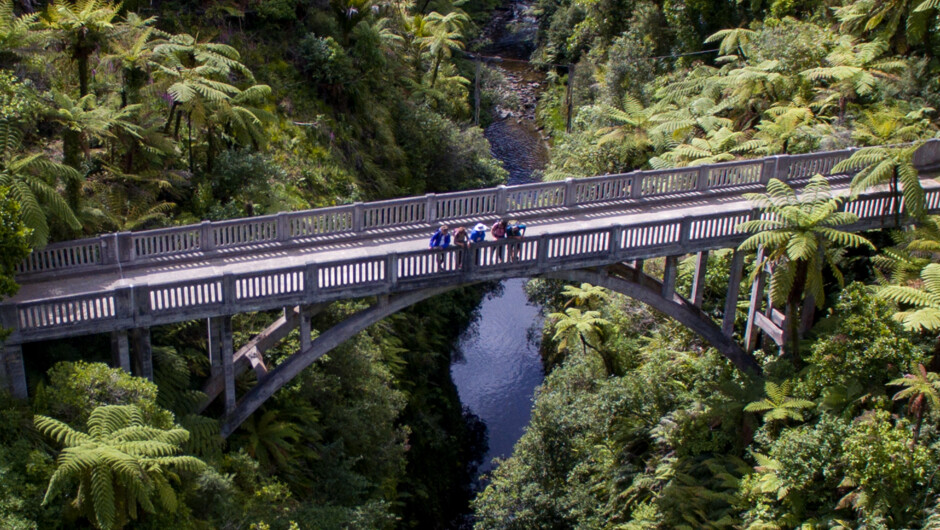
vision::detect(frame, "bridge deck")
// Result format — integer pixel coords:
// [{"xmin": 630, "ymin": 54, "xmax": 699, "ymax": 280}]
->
[{"xmin": 7, "ymin": 185, "xmax": 830, "ymax": 304}]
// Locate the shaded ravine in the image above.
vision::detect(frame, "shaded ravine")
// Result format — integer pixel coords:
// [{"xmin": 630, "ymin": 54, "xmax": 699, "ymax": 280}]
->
[{"xmin": 450, "ymin": 0, "xmax": 548, "ymax": 477}]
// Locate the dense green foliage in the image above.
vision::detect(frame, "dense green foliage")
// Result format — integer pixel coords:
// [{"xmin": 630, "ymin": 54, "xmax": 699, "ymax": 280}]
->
[
  {"xmin": 474, "ymin": 276, "xmax": 940, "ymax": 527},
  {"xmin": 0, "ymin": 0, "xmax": 505, "ymax": 527},
  {"xmin": 4, "ymin": 0, "xmax": 940, "ymax": 525}
]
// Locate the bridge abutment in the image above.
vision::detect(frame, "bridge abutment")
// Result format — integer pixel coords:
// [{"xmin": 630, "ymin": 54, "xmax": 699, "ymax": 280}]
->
[{"xmin": 1, "ymin": 343, "xmax": 26, "ymax": 399}]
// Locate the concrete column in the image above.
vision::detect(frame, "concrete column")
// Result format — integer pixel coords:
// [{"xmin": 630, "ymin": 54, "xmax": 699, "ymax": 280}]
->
[
  {"xmin": 690, "ymin": 251, "xmax": 709, "ymax": 307},
  {"xmin": 111, "ymin": 330, "xmax": 131, "ymax": 372},
  {"xmin": 722, "ymin": 249, "xmax": 746, "ymax": 338},
  {"xmin": 300, "ymin": 307, "xmax": 313, "ymax": 352},
  {"xmin": 744, "ymin": 249, "xmax": 767, "ymax": 352},
  {"xmin": 662, "ymin": 256, "xmax": 679, "ymax": 300},
  {"xmin": 131, "ymin": 328, "xmax": 152, "ymax": 381},
  {"xmin": 2, "ymin": 343, "xmax": 26, "ymax": 399},
  {"xmin": 208, "ymin": 317, "xmax": 222, "ymax": 378},
  {"xmin": 631, "ymin": 259, "xmax": 644, "ymax": 278},
  {"xmin": 221, "ymin": 316, "xmax": 235, "ymax": 414}
]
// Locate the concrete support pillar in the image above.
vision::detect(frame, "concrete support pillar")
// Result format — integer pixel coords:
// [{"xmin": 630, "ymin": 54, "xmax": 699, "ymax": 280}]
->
[
  {"xmin": 744, "ymin": 249, "xmax": 767, "ymax": 352},
  {"xmin": 220, "ymin": 316, "xmax": 235, "ymax": 414},
  {"xmin": 722, "ymin": 249, "xmax": 746, "ymax": 338},
  {"xmin": 300, "ymin": 306, "xmax": 313, "ymax": 352},
  {"xmin": 208, "ymin": 317, "xmax": 222, "ymax": 378},
  {"xmin": 690, "ymin": 251, "xmax": 709, "ymax": 307},
  {"xmin": 662, "ymin": 256, "xmax": 678, "ymax": 300},
  {"xmin": 111, "ymin": 330, "xmax": 131, "ymax": 372},
  {"xmin": 131, "ymin": 328, "xmax": 152, "ymax": 381},
  {"xmin": 1, "ymin": 343, "xmax": 26, "ymax": 399}
]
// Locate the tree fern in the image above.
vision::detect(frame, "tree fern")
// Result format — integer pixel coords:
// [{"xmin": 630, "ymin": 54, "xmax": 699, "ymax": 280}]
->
[
  {"xmin": 36, "ymin": 404, "xmax": 206, "ymax": 530},
  {"xmin": 737, "ymin": 176, "xmax": 873, "ymax": 360}
]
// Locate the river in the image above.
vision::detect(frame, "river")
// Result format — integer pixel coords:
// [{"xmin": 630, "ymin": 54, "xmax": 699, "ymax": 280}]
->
[{"xmin": 450, "ymin": 0, "xmax": 548, "ymax": 477}]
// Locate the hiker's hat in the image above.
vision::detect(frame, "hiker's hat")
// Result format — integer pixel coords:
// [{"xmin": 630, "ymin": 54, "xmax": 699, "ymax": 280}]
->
[{"xmin": 474, "ymin": 223, "xmax": 486, "ymax": 231}]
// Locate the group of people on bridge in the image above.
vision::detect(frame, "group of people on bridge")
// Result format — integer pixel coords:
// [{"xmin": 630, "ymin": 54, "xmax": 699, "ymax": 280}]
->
[{"xmin": 428, "ymin": 219, "xmax": 527, "ymax": 267}]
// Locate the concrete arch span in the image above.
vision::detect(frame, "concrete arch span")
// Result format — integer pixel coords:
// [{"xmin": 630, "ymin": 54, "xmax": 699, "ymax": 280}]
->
[
  {"xmin": 220, "ymin": 263, "xmax": 759, "ymax": 437},
  {"xmin": 540, "ymin": 264, "xmax": 760, "ymax": 375}
]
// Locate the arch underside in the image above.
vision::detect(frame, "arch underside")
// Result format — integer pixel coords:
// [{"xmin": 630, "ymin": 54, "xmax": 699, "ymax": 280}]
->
[
  {"xmin": 540, "ymin": 264, "xmax": 760, "ymax": 375},
  {"xmin": 220, "ymin": 263, "xmax": 759, "ymax": 437}
]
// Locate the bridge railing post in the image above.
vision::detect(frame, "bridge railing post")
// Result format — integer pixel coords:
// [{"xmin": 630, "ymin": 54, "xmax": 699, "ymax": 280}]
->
[
  {"xmin": 680, "ymin": 216, "xmax": 693, "ymax": 246},
  {"xmin": 536, "ymin": 234, "xmax": 549, "ymax": 268},
  {"xmin": 564, "ymin": 178, "xmax": 577, "ymax": 208},
  {"xmin": 425, "ymin": 194, "xmax": 437, "ymax": 224},
  {"xmin": 609, "ymin": 225, "xmax": 622, "ymax": 258},
  {"xmin": 352, "ymin": 202, "xmax": 364, "ymax": 232},
  {"xmin": 765, "ymin": 156, "xmax": 779, "ymax": 183},
  {"xmin": 772, "ymin": 155, "xmax": 790, "ymax": 183},
  {"xmin": 0, "ymin": 304, "xmax": 17, "ymax": 334},
  {"xmin": 631, "ymin": 174, "xmax": 644, "ymax": 199},
  {"xmin": 496, "ymin": 185, "xmax": 508, "ymax": 216},
  {"xmin": 222, "ymin": 273, "xmax": 236, "ymax": 310},
  {"xmin": 133, "ymin": 284, "xmax": 150, "ymax": 326},
  {"xmin": 99, "ymin": 234, "xmax": 116, "ymax": 265},
  {"xmin": 696, "ymin": 167, "xmax": 709, "ymax": 191},
  {"xmin": 200, "ymin": 221, "xmax": 214, "ymax": 252},
  {"xmin": 114, "ymin": 286, "xmax": 133, "ymax": 321},
  {"xmin": 117, "ymin": 232, "xmax": 134, "ymax": 263},
  {"xmin": 304, "ymin": 262, "xmax": 319, "ymax": 298},
  {"xmin": 276, "ymin": 212, "xmax": 290, "ymax": 242},
  {"xmin": 386, "ymin": 253, "xmax": 398, "ymax": 288}
]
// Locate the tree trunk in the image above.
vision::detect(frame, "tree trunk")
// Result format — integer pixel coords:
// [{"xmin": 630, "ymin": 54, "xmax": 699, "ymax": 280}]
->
[
  {"xmin": 188, "ymin": 113, "xmax": 194, "ymax": 175},
  {"xmin": 892, "ymin": 168, "xmax": 901, "ymax": 227},
  {"xmin": 207, "ymin": 123, "xmax": 215, "ymax": 173},
  {"xmin": 77, "ymin": 52, "xmax": 89, "ymax": 97},
  {"xmin": 785, "ymin": 259, "xmax": 809, "ymax": 368},
  {"xmin": 164, "ymin": 102, "xmax": 178, "ymax": 134},
  {"xmin": 430, "ymin": 51, "xmax": 442, "ymax": 90}
]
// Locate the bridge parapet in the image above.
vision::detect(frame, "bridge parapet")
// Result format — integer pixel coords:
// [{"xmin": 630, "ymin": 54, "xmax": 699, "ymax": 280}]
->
[
  {"xmin": 12, "ymin": 140, "xmax": 940, "ymax": 280},
  {"xmin": 3, "ymin": 186, "xmax": 932, "ymax": 344}
]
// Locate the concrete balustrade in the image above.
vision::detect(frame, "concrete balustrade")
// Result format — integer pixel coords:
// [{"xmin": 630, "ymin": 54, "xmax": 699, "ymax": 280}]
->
[
  {"xmin": 18, "ymin": 141, "xmax": 926, "ymax": 280},
  {"xmin": 3, "ymin": 185, "xmax": 936, "ymax": 346}
]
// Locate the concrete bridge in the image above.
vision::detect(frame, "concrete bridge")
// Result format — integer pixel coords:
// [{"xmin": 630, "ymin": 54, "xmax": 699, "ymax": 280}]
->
[{"xmin": 3, "ymin": 141, "xmax": 940, "ymax": 437}]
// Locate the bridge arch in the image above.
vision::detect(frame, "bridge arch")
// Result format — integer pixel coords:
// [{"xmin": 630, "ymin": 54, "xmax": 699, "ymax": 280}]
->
[
  {"xmin": 220, "ymin": 285, "xmax": 462, "ymax": 437},
  {"xmin": 540, "ymin": 264, "xmax": 760, "ymax": 375},
  {"xmin": 220, "ymin": 263, "xmax": 759, "ymax": 437}
]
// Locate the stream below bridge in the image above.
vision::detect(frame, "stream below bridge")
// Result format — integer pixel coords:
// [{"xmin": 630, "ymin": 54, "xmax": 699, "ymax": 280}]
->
[{"xmin": 450, "ymin": 0, "xmax": 548, "ymax": 478}]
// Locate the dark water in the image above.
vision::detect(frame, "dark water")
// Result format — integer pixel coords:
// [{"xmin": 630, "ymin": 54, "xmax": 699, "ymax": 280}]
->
[
  {"xmin": 451, "ymin": 279, "xmax": 544, "ymax": 473},
  {"xmin": 450, "ymin": 0, "xmax": 548, "ymax": 476}
]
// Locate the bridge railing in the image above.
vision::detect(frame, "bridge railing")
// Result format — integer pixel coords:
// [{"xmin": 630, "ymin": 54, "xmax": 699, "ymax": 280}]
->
[
  {"xmin": 14, "ymin": 140, "xmax": 940, "ymax": 278},
  {"xmin": 7, "ymin": 186, "xmax": 936, "ymax": 343}
]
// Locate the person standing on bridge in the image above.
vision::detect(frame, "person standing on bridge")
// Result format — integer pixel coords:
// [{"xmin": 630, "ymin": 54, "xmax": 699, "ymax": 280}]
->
[
  {"xmin": 506, "ymin": 221, "xmax": 526, "ymax": 262},
  {"xmin": 491, "ymin": 219, "xmax": 508, "ymax": 262},
  {"xmin": 470, "ymin": 223, "xmax": 487, "ymax": 243},
  {"xmin": 429, "ymin": 225, "xmax": 451, "ymax": 267},
  {"xmin": 452, "ymin": 226, "xmax": 470, "ymax": 268}
]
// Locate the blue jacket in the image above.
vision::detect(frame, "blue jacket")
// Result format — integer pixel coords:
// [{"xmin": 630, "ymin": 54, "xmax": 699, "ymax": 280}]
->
[
  {"xmin": 469, "ymin": 228, "xmax": 486, "ymax": 243},
  {"xmin": 429, "ymin": 230, "xmax": 451, "ymax": 249}
]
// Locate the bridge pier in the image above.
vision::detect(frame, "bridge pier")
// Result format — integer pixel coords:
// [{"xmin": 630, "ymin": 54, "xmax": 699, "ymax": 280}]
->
[
  {"xmin": 220, "ymin": 316, "xmax": 235, "ymax": 414},
  {"xmin": 722, "ymin": 249, "xmax": 746, "ymax": 338},
  {"xmin": 111, "ymin": 330, "xmax": 131, "ymax": 372},
  {"xmin": 662, "ymin": 256, "xmax": 679, "ymax": 299},
  {"xmin": 1, "ymin": 343, "xmax": 26, "ymax": 399},
  {"xmin": 131, "ymin": 328, "xmax": 153, "ymax": 381},
  {"xmin": 208, "ymin": 317, "xmax": 223, "ymax": 379},
  {"xmin": 744, "ymin": 249, "xmax": 766, "ymax": 351},
  {"xmin": 690, "ymin": 251, "xmax": 709, "ymax": 307}
]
